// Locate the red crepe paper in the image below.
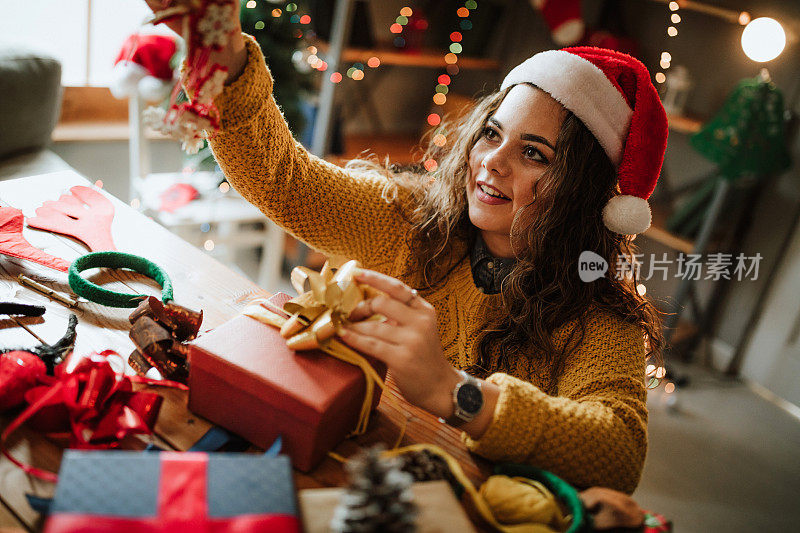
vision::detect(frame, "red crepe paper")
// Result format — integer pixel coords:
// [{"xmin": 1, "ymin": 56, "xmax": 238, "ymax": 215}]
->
[
  {"xmin": 43, "ymin": 453, "xmax": 301, "ymax": 533},
  {"xmin": 159, "ymin": 183, "xmax": 199, "ymax": 213},
  {"xmin": 27, "ymin": 185, "xmax": 117, "ymax": 252},
  {"xmin": 0, "ymin": 207, "xmax": 70, "ymax": 271},
  {"xmin": 0, "ymin": 350, "xmax": 47, "ymax": 411},
  {"xmin": 0, "ymin": 350, "xmax": 187, "ymax": 482}
]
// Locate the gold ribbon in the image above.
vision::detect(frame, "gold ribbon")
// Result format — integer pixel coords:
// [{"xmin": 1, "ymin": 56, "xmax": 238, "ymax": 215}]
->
[{"xmin": 243, "ymin": 259, "xmax": 385, "ymax": 436}]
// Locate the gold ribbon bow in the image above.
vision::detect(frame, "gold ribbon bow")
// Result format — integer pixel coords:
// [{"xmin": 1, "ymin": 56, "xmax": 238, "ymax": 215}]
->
[{"xmin": 243, "ymin": 259, "xmax": 384, "ymax": 436}]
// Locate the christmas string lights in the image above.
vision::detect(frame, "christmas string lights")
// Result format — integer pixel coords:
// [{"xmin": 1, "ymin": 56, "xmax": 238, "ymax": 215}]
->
[
  {"xmin": 423, "ymin": 1, "xmax": 478, "ymax": 172},
  {"xmin": 655, "ymin": 1, "xmax": 752, "ymax": 87}
]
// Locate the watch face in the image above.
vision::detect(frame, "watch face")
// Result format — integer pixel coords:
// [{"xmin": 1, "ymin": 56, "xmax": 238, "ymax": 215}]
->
[{"xmin": 456, "ymin": 383, "xmax": 483, "ymax": 415}]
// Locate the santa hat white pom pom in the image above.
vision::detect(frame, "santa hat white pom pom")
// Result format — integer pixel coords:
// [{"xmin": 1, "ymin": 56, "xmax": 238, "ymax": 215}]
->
[
  {"xmin": 137, "ymin": 76, "xmax": 172, "ymax": 102},
  {"xmin": 602, "ymin": 195, "xmax": 651, "ymax": 235}
]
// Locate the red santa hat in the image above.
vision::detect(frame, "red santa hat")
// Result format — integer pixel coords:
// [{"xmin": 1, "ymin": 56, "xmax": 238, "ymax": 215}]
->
[
  {"xmin": 501, "ymin": 47, "xmax": 668, "ymax": 235},
  {"xmin": 110, "ymin": 34, "xmax": 178, "ymax": 101}
]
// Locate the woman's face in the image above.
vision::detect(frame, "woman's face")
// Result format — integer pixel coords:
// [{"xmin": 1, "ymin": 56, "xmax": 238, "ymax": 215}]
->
[{"xmin": 466, "ymin": 84, "xmax": 565, "ymax": 257}]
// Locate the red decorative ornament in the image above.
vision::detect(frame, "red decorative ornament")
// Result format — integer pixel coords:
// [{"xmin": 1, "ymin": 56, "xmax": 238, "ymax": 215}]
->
[
  {"xmin": 159, "ymin": 182, "xmax": 200, "ymax": 213},
  {"xmin": 0, "ymin": 351, "xmax": 47, "ymax": 412},
  {"xmin": 143, "ymin": 1, "xmax": 238, "ymax": 153}
]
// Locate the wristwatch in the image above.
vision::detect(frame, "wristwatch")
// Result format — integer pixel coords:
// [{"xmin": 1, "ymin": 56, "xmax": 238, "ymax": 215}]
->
[{"xmin": 445, "ymin": 371, "xmax": 484, "ymax": 427}]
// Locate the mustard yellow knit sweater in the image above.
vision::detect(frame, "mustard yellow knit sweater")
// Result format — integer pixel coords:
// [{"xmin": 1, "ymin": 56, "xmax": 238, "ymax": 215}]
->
[{"xmin": 209, "ymin": 35, "xmax": 648, "ymax": 494}]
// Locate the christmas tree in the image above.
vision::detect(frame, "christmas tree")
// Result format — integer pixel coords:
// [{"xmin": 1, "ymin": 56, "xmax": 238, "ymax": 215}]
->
[{"xmin": 239, "ymin": 0, "xmax": 314, "ymax": 136}]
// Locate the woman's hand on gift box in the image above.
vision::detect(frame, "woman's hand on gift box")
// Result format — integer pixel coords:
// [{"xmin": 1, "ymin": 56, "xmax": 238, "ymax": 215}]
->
[{"xmin": 339, "ymin": 269, "xmax": 499, "ymax": 439}]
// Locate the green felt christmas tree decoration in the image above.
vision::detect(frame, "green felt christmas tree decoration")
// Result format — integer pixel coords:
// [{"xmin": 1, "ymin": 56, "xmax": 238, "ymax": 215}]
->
[
  {"xmin": 690, "ymin": 75, "xmax": 790, "ymax": 180},
  {"xmin": 667, "ymin": 75, "xmax": 792, "ymax": 238}
]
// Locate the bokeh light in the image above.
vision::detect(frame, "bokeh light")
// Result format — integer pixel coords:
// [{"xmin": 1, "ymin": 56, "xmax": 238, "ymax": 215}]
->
[
  {"xmin": 741, "ymin": 17, "xmax": 786, "ymax": 62},
  {"xmin": 427, "ymin": 113, "xmax": 441, "ymax": 126}
]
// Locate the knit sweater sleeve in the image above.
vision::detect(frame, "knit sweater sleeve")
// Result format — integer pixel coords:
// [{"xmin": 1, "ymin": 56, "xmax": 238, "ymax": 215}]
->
[
  {"xmin": 463, "ymin": 310, "xmax": 648, "ymax": 494},
  {"xmin": 207, "ymin": 34, "xmax": 409, "ymax": 271}
]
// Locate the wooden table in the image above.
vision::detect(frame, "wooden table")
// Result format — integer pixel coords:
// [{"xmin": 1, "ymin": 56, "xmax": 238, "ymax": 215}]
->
[{"xmin": 0, "ymin": 170, "xmax": 489, "ymax": 532}]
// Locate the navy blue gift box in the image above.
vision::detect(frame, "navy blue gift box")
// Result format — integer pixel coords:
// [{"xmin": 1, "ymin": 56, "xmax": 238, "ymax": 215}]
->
[{"xmin": 43, "ymin": 450, "xmax": 301, "ymax": 533}]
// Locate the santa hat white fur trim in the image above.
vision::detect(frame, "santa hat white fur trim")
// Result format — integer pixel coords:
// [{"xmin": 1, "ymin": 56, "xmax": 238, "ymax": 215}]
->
[
  {"xmin": 602, "ymin": 195, "xmax": 651, "ymax": 235},
  {"xmin": 501, "ymin": 50, "xmax": 632, "ymax": 166}
]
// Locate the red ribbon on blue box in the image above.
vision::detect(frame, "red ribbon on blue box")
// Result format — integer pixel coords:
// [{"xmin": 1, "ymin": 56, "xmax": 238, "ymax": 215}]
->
[{"xmin": 44, "ymin": 451, "xmax": 301, "ymax": 533}]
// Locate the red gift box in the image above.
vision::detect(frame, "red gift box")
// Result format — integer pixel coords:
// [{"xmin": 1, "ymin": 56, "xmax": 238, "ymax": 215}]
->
[{"xmin": 188, "ymin": 293, "xmax": 384, "ymax": 472}]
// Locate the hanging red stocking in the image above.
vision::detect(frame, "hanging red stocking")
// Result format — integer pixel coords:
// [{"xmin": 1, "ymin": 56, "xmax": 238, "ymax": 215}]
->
[
  {"xmin": 0, "ymin": 208, "xmax": 69, "ymax": 271},
  {"xmin": 529, "ymin": 0, "xmax": 585, "ymax": 46}
]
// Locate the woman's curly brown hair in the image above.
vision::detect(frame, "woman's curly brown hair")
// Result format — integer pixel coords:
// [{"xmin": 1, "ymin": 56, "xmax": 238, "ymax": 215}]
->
[{"xmin": 349, "ymin": 85, "xmax": 664, "ymax": 378}]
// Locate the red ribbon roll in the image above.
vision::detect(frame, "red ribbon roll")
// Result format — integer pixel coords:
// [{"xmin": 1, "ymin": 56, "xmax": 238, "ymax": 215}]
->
[{"xmin": 1, "ymin": 350, "xmax": 187, "ymax": 482}]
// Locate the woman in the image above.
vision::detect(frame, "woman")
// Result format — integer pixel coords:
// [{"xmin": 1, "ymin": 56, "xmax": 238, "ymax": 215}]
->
[{"xmin": 152, "ymin": 1, "xmax": 667, "ymax": 495}]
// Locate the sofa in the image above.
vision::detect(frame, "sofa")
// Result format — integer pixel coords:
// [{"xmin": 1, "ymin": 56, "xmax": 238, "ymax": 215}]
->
[{"xmin": 0, "ymin": 46, "xmax": 74, "ymax": 181}]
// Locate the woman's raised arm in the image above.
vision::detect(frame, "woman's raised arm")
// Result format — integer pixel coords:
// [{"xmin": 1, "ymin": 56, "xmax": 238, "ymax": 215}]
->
[{"xmin": 208, "ymin": 35, "xmax": 411, "ymax": 272}]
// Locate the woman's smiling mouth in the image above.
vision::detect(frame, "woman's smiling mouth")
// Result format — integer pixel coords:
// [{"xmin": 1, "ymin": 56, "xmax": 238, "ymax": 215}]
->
[{"xmin": 476, "ymin": 181, "xmax": 511, "ymax": 204}]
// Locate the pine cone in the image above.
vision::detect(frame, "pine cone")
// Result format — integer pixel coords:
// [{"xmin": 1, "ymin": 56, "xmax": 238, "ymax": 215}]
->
[
  {"xmin": 400, "ymin": 449, "xmax": 458, "ymax": 489},
  {"xmin": 331, "ymin": 445, "xmax": 418, "ymax": 533}
]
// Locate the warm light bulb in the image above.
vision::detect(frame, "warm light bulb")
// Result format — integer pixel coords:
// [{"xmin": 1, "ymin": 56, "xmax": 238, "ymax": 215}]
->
[
  {"xmin": 738, "ymin": 12, "xmax": 751, "ymax": 26},
  {"xmin": 741, "ymin": 17, "xmax": 786, "ymax": 62},
  {"xmin": 655, "ymin": 72, "xmax": 666, "ymax": 83},
  {"xmin": 671, "ymin": 13, "xmax": 681, "ymax": 23},
  {"xmin": 667, "ymin": 26, "xmax": 678, "ymax": 37}
]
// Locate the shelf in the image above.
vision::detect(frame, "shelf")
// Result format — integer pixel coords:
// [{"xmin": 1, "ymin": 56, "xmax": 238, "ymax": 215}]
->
[
  {"xmin": 325, "ymin": 133, "xmax": 423, "ymax": 165},
  {"xmin": 314, "ymin": 41, "xmax": 500, "ymax": 71},
  {"xmin": 53, "ymin": 121, "xmax": 173, "ymax": 143},
  {"xmin": 667, "ymin": 112, "xmax": 703, "ymax": 135}
]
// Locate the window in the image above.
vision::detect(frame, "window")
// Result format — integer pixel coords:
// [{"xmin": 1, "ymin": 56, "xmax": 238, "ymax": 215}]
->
[{"xmin": 2, "ymin": 0, "xmax": 173, "ymax": 86}]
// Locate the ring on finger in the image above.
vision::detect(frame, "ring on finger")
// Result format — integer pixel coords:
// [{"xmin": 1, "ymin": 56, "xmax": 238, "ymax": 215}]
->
[{"xmin": 404, "ymin": 288, "xmax": 418, "ymax": 306}]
